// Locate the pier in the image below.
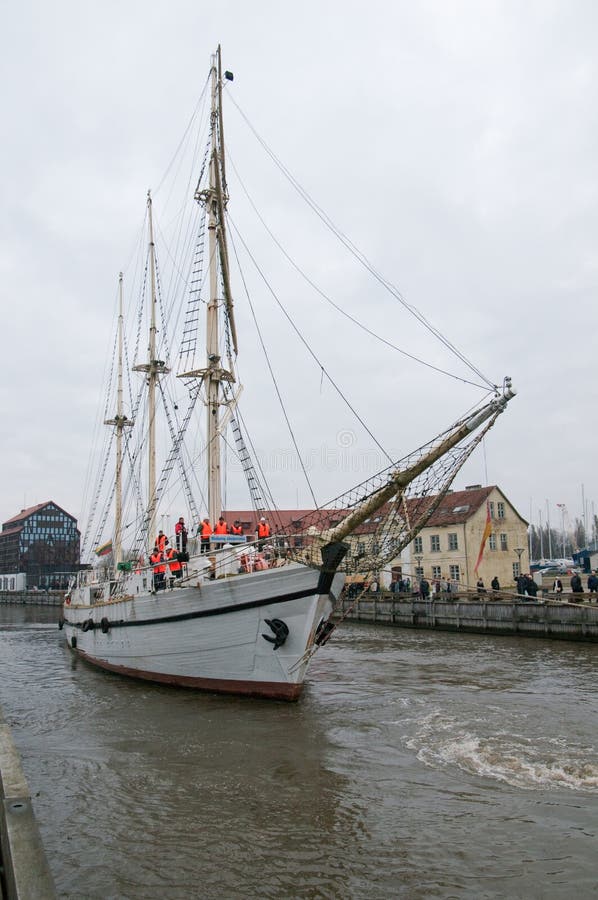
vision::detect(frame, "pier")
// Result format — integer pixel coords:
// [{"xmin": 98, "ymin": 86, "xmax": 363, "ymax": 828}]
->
[
  {"xmin": 0, "ymin": 592, "xmax": 62, "ymax": 607},
  {"xmin": 0, "ymin": 707, "xmax": 56, "ymax": 899},
  {"xmin": 336, "ymin": 592, "xmax": 598, "ymax": 641}
]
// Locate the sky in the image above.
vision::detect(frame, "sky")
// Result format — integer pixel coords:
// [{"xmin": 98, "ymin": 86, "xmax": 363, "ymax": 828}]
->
[{"xmin": 1, "ymin": 0, "xmax": 597, "ymax": 546}]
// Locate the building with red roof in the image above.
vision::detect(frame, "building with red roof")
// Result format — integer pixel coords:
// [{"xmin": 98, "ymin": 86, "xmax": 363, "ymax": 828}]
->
[{"xmin": 0, "ymin": 501, "xmax": 80, "ymax": 589}]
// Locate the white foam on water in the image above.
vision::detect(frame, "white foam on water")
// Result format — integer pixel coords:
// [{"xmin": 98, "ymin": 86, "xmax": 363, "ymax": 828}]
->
[{"xmin": 402, "ymin": 706, "xmax": 598, "ymax": 792}]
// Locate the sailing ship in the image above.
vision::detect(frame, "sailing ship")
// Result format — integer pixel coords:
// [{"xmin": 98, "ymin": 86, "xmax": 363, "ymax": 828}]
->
[{"xmin": 61, "ymin": 47, "xmax": 515, "ymax": 700}]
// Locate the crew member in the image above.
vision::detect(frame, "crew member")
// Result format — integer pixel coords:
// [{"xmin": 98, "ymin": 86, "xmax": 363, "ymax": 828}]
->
[
  {"xmin": 199, "ymin": 518, "xmax": 212, "ymax": 553},
  {"xmin": 231, "ymin": 520, "xmax": 243, "ymax": 535},
  {"xmin": 154, "ymin": 530, "xmax": 169, "ymax": 553},
  {"xmin": 256, "ymin": 516, "xmax": 271, "ymax": 551},
  {"xmin": 174, "ymin": 517, "xmax": 188, "ymax": 553},
  {"xmin": 214, "ymin": 516, "xmax": 228, "ymax": 535},
  {"xmin": 166, "ymin": 546, "xmax": 182, "ymax": 586},
  {"xmin": 150, "ymin": 548, "xmax": 166, "ymax": 591}
]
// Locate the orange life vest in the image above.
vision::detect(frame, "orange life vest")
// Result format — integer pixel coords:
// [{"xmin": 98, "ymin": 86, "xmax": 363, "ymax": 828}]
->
[
  {"xmin": 200, "ymin": 521, "xmax": 212, "ymax": 538},
  {"xmin": 166, "ymin": 549, "xmax": 181, "ymax": 572},
  {"xmin": 150, "ymin": 552, "xmax": 166, "ymax": 574},
  {"xmin": 231, "ymin": 525, "xmax": 243, "ymax": 535},
  {"xmin": 214, "ymin": 520, "xmax": 228, "ymax": 535},
  {"xmin": 155, "ymin": 534, "xmax": 168, "ymax": 552},
  {"xmin": 257, "ymin": 522, "xmax": 271, "ymax": 538}
]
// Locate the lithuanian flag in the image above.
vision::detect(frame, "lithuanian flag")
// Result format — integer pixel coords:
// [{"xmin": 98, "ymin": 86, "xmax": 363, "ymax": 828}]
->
[{"xmin": 95, "ymin": 540, "xmax": 113, "ymax": 557}]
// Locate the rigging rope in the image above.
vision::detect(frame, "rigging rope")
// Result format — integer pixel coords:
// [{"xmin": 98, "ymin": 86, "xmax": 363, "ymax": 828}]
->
[
  {"xmin": 227, "ymin": 93, "xmax": 496, "ymax": 391},
  {"xmin": 228, "ymin": 216, "xmax": 393, "ymax": 464}
]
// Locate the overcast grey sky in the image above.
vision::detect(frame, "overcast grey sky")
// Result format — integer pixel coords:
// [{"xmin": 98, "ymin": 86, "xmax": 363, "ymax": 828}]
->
[{"xmin": 1, "ymin": 0, "xmax": 597, "ymax": 543}]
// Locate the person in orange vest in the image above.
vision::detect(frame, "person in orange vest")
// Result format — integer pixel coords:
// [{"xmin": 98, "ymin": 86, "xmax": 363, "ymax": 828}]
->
[
  {"xmin": 166, "ymin": 546, "xmax": 182, "ymax": 586},
  {"xmin": 150, "ymin": 548, "xmax": 166, "ymax": 591},
  {"xmin": 214, "ymin": 516, "xmax": 228, "ymax": 535},
  {"xmin": 230, "ymin": 520, "xmax": 243, "ymax": 535},
  {"xmin": 256, "ymin": 516, "xmax": 271, "ymax": 551},
  {"xmin": 199, "ymin": 518, "xmax": 212, "ymax": 553},
  {"xmin": 154, "ymin": 530, "xmax": 169, "ymax": 553}
]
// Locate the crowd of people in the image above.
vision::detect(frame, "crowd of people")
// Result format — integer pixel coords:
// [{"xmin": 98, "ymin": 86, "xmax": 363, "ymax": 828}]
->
[
  {"xmin": 360, "ymin": 570, "xmax": 598, "ymax": 602},
  {"xmin": 148, "ymin": 515, "xmax": 273, "ymax": 590}
]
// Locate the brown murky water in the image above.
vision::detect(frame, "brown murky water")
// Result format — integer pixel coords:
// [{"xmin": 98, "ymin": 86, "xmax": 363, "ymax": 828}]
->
[{"xmin": 0, "ymin": 604, "xmax": 596, "ymax": 898}]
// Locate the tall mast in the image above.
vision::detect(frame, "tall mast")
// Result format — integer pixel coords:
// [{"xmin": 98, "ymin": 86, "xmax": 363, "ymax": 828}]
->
[
  {"xmin": 178, "ymin": 46, "xmax": 237, "ymax": 526},
  {"xmin": 105, "ymin": 272, "xmax": 133, "ymax": 566},
  {"xmin": 147, "ymin": 192, "xmax": 159, "ymax": 546},
  {"xmin": 206, "ymin": 55, "xmax": 222, "ymax": 525},
  {"xmin": 133, "ymin": 192, "xmax": 170, "ymax": 552}
]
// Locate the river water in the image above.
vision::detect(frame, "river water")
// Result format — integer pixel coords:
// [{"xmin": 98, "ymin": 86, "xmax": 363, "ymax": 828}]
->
[{"xmin": 0, "ymin": 605, "xmax": 596, "ymax": 899}]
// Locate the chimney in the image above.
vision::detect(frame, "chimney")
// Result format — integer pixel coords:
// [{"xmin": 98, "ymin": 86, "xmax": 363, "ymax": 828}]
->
[{"xmin": 465, "ymin": 484, "xmax": 482, "ymax": 490}]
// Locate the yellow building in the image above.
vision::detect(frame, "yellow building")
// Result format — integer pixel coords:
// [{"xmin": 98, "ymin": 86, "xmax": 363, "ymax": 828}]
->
[{"xmin": 404, "ymin": 484, "xmax": 529, "ymax": 590}]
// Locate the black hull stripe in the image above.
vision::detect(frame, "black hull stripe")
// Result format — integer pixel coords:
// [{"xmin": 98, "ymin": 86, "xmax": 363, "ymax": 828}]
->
[{"xmin": 64, "ymin": 586, "xmax": 319, "ymax": 631}]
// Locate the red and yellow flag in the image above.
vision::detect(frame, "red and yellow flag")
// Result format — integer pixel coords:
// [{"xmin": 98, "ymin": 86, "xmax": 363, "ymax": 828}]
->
[{"xmin": 474, "ymin": 502, "xmax": 492, "ymax": 575}]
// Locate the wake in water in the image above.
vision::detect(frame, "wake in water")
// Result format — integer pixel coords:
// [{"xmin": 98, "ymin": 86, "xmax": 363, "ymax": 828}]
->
[{"xmin": 397, "ymin": 702, "xmax": 598, "ymax": 793}]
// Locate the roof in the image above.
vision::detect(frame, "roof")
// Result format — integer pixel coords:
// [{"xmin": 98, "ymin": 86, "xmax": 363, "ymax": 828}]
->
[
  {"xmin": 417, "ymin": 486, "xmax": 494, "ymax": 527},
  {"xmin": 0, "ymin": 525, "xmax": 23, "ymax": 538},
  {"xmin": 224, "ymin": 486, "xmax": 526, "ymax": 536},
  {"xmin": 222, "ymin": 509, "xmax": 342, "ymax": 532},
  {"xmin": 3, "ymin": 502, "xmax": 49, "ymax": 526},
  {"xmin": 3, "ymin": 501, "xmax": 77, "ymax": 528}
]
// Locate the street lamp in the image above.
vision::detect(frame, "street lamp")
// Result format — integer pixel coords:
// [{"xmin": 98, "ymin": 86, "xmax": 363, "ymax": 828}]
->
[
  {"xmin": 414, "ymin": 554, "xmax": 423, "ymax": 580},
  {"xmin": 556, "ymin": 504, "xmax": 566, "ymax": 558},
  {"xmin": 514, "ymin": 547, "xmax": 525, "ymax": 575}
]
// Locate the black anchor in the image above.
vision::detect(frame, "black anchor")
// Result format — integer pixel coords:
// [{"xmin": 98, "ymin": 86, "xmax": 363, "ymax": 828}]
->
[{"xmin": 262, "ymin": 618, "xmax": 289, "ymax": 650}]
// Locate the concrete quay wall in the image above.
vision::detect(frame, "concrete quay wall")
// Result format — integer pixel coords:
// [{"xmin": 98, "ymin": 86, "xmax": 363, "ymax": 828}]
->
[
  {"xmin": 337, "ymin": 595, "xmax": 598, "ymax": 642},
  {"xmin": 0, "ymin": 592, "xmax": 62, "ymax": 607},
  {"xmin": 0, "ymin": 708, "xmax": 56, "ymax": 899}
]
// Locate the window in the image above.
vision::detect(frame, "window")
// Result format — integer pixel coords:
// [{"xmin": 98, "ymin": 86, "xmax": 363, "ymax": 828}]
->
[
  {"xmin": 414, "ymin": 536, "xmax": 422, "ymax": 553},
  {"xmin": 497, "ymin": 502, "xmax": 505, "ymax": 519},
  {"xmin": 449, "ymin": 565, "xmax": 460, "ymax": 582},
  {"xmin": 448, "ymin": 533, "xmax": 458, "ymax": 551},
  {"xmin": 489, "ymin": 533, "xmax": 496, "ymax": 551},
  {"xmin": 430, "ymin": 535, "xmax": 440, "ymax": 552},
  {"xmin": 489, "ymin": 501, "xmax": 495, "ymax": 519},
  {"xmin": 500, "ymin": 533, "xmax": 508, "ymax": 551},
  {"xmin": 432, "ymin": 565, "xmax": 441, "ymax": 579},
  {"xmin": 513, "ymin": 562, "xmax": 520, "ymax": 579},
  {"xmin": 415, "ymin": 566, "xmax": 424, "ymax": 578},
  {"xmin": 356, "ymin": 542, "xmax": 366, "ymax": 556}
]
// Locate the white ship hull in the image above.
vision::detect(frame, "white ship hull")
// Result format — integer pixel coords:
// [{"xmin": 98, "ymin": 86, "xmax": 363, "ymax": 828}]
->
[{"xmin": 62, "ymin": 562, "xmax": 343, "ymax": 700}]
